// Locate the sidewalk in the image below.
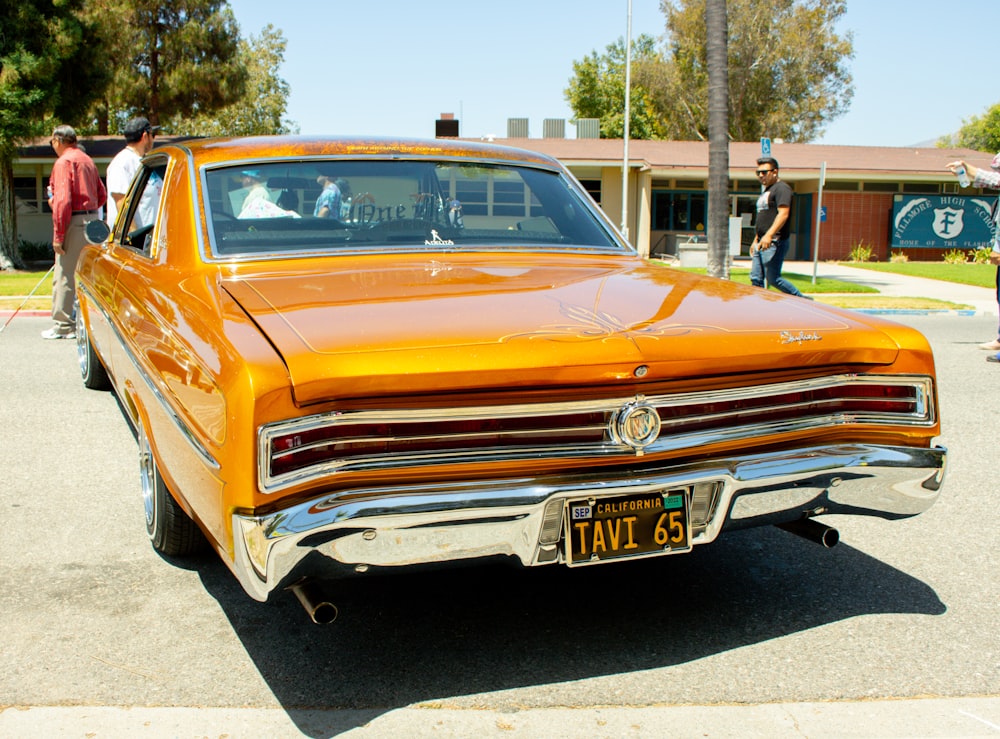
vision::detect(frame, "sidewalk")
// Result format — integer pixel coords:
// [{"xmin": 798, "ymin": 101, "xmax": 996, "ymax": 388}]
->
[
  {"xmin": 3, "ymin": 696, "xmax": 999, "ymax": 737},
  {"xmin": 785, "ymin": 260, "xmax": 998, "ymax": 315}
]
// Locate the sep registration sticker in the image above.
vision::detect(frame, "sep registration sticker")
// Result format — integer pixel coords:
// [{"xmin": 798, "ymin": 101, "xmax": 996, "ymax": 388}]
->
[{"xmin": 570, "ymin": 503, "xmax": 592, "ymax": 521}]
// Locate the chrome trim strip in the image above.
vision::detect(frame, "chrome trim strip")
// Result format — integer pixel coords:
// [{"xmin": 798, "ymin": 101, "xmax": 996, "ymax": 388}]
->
[
  {"xmin": 257, "ymin": 375, "xmax": 935, "ymax": 493},
  {"xmin": 209, "ymin": 243, "xmax": 626, "ymax": 265},
  {"xmin": 653, "ymin": 374, "xmax": 933, "ymax": 424},
  {"xmin": 184, "ymin": 147, "xmax": 209, "ymax": 261},
  {"xmin": 200, "ymin": 152, "xmax": 566, "ymax": 175},
  {"xmin": 231, "ymin": 442, "xmax": 947, "ymax": 601},
  {"xmin": 77, "ymin": 284, "xmax": 220, "ymax": 471}
]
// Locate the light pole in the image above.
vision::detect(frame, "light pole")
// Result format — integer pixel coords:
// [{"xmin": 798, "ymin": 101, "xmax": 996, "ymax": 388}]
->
[{"xmin": 621, "ymin": 0, "xmax": 632, "ymax": 242}]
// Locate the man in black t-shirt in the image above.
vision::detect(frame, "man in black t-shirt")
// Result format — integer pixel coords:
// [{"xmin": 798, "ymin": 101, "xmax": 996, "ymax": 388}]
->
[{"xmin": 750, "ymin": 157, "xmax": 808, "ymax": 298}]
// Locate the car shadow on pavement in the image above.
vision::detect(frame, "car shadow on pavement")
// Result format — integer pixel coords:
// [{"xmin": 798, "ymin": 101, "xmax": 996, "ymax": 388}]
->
[{"xmin": 195, "ymin": 524, "xmax": 944, "ymax": 737}]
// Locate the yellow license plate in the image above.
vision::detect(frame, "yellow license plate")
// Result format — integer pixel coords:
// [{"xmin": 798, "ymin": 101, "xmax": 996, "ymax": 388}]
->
[{"xmin": 566, "ymin": 489, "xmax": 690, "ymax": 565}]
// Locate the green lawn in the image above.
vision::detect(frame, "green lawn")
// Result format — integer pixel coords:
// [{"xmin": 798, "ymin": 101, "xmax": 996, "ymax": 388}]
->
[
  {"xmin": 654, "ymin": 261, "xmax": 972, "ymax": 310},
  {"xmin": 839, "ymin": 261, "xmax": 996, "ymax": 289},
  {"xmin": 672, "ymin": 266, "xmax": 877, "ymax": 294},
  {"xmin": 0, "ymin": 269, "xmax": 54, "ymax": 297}
]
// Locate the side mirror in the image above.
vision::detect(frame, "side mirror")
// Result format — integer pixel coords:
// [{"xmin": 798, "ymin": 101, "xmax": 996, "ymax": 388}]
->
[{"xmin": 84, "ymin": 219, "xmax": 111, "ymax": 245}]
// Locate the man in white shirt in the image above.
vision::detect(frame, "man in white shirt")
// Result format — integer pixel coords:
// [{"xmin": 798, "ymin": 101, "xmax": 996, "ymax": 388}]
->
[{"xmin": 105, "ymin": 116, "xmax": 159, "ymax": 227}]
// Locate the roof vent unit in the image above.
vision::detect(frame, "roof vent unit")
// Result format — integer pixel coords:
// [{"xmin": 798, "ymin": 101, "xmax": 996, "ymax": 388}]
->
[
  {"xmin": 435, "ymin": 114, "xmax": 459, "ymax": 138},
  {"xmin": 576, "ymin": 118, "xmax": 600, "ymax": 139},
  {"xmin": 543, "ymin": 119, "xmax": 566, "ymax": 138},
  {"xmin": 507, "ymin": 118, "xmax": 529, "ymax": 138}
]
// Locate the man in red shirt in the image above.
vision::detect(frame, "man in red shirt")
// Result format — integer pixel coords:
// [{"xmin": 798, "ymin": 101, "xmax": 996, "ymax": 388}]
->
[{"xmin": 44, "ymin": 125, "xmax": 107, "ymax": 339}]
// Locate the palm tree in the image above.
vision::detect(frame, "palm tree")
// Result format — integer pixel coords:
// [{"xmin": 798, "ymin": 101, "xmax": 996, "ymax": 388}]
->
[{"xmin": 706, "ymin": 0, "xmax": 730, "ymax": 279}]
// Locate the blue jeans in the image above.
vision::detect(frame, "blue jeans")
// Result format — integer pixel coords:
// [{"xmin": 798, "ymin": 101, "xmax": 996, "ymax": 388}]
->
[{"xmin": 750, "ymin": 236, "xmax": 803, "ymax": 296}]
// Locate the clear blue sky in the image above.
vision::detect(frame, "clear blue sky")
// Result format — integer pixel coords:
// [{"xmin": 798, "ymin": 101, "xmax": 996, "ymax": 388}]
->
[{"xmin": 227, "ymin": 0, "xmax": 1000, "ymax": 148}]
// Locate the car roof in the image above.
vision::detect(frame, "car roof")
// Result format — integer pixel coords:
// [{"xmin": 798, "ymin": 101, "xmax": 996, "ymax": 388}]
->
[{"xmin": 160, "ymin": 135, "xmax": 564, "ymax": 169}]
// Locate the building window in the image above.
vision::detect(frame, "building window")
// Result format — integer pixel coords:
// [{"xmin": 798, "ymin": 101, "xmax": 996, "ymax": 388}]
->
[
  {"xmin": 579, "ymin": 179, "xmax": 601, "ymax": 206},
  {"xmin": 454, "ymin": 177, "xmax": 488, "ymax": 216},
  {"xmin": 652, "ymin": 191, "xmax": 707, "ymax": 231},
  {"xmin": 450, "ymin": 167, "xmax": 543, "ymax": 218},
  {"xmin": 493, "ymin": 179, "xmax": 527, "ymax": 217},
  {"xmin": 14, "ymin": 176, "xmax": 47, "ymax": 214},
  {"xmin": 863, "ymin": 182, "xmax": 899, "ymax": 192},
  {"xmin": 902, "ymin": 182, "xmax": 941, "ymax": 194}
]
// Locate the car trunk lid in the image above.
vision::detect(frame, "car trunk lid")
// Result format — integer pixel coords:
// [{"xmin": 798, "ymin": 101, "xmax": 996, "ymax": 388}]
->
[{"xmin": 221, "ymin": 256, "xmax": 901, "ymax": 405}]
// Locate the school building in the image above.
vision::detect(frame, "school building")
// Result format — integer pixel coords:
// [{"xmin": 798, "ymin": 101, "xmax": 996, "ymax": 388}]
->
[
  {"xmin": 14, "ymin": 127, "xmax": 998, "ymax": 261},
  {"xmin": 485, "ymin": 132, "xmax": 998, "ymax": 262}
]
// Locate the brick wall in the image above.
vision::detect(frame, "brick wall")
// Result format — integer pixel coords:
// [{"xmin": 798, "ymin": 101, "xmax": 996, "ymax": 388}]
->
[{"xmin": 815, "ymin": 192, "xmax": 894, "ymax": 261}]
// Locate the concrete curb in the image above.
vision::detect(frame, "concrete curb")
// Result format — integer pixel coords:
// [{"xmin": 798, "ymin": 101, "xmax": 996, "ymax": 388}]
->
[
  {"xmin": 0, "ymin": 310, "xmax": 49, "ymax": 318},
  {"xmin": 849, "ymin": 308, "xmax": 981, "ymax": 316},
  {"xmin": 2, "ymin": 696, "xmax": 999, "ymax": 737}
]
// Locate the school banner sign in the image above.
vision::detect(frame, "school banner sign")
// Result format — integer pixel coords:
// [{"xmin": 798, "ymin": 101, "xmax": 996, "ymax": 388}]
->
[{"xmin": 891, "ymin": 194, "xmax": 997, "ymax": 249}]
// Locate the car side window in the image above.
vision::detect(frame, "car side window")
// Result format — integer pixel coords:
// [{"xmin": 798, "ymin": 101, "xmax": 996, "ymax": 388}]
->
[{"xmin": 118, "ymin": 162, "xmax": 166, "ymax": 255}]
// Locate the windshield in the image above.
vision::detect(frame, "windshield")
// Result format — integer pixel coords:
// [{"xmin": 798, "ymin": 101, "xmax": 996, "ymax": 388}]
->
[{"xmin": 203, "ymin": 159, "xmax": 623, "ymax": 257}]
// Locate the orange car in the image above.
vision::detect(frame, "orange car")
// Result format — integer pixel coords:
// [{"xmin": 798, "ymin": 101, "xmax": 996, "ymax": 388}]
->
[{"xmin": 76, "ymin": 137, "xmax": 945, "ymax": 623}]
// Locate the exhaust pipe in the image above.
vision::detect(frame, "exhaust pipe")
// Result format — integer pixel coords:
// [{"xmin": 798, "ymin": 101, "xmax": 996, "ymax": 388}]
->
[
  {"xmin": 777, "ymin": 518, "xmax": 839, "ymax": 548},
  {"xmin": 288, "ymin": 580, "xmax": 339, "ymax": 624}
]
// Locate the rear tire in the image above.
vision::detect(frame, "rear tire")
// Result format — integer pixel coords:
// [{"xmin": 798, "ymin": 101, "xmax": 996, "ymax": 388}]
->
[
  {"xmin": 139, "ymin": 422, "xmax": 204, "ymax": 556},
  {"xmin": 76, "ymin": 309, "xmax": 111, "ymax": 390}
]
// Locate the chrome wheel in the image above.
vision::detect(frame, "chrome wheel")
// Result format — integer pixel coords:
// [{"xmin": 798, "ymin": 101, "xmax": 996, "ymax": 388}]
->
[
  {"xmin": 138, "ymin": 421, "xmax": 204, "ymax": 556},
  {"xmin": 139, "ymin": 424, "xmax": 156, "ymax": 532},
  {"xmin": 76, "ymin": 305, "xmax": 110, "ymax": 390}
]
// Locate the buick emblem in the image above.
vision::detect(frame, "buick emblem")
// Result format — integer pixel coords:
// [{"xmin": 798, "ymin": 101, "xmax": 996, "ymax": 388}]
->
[{"xmin": 615, "ymin": 401, "xmax": 662, "ymax": 451}]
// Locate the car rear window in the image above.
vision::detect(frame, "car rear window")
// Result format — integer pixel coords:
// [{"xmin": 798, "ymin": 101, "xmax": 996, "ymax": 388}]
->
[{"xmin": 202, "ymin": 159, "xmax": 623, "ymax": 257}]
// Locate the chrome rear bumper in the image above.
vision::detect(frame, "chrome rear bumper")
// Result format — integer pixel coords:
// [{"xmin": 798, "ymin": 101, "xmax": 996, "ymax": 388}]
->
[{"xmin": 232, "ymin": 443, "xmax": 946, "ymax": 601}]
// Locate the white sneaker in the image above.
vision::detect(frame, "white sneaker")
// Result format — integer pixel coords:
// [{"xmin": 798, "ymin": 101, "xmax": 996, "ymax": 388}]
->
[
  {"xmin": 41, "ymin": 328, "xmax": 75, "ymax": 340},
  {"xmin": 978, "ymin": 339, "xmax": 1000, "ymax": 350}
]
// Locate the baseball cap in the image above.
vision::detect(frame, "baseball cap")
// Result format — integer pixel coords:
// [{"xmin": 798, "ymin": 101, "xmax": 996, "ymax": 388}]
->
[{"xmin": 123, "ymin": 116, "xmax": 160, "ymax": 142}]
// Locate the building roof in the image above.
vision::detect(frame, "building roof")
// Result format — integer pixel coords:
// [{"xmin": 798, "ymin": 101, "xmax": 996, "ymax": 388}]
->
[
  {"xmin": 17, "ymin": 134, "xmax": 995, "ymax": 183},
  {"xmin": 16, "ymin": 135, "xmax": 200, "ymax": 164},
  {"xmin": 482, "ymin": 138, "xmax": 995, "ymax": 182}
]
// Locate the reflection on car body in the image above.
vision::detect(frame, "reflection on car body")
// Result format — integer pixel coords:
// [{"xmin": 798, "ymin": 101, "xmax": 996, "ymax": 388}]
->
[{"xmin": 74, "ymin": 136, "xmax": 946, "ymax": 623}]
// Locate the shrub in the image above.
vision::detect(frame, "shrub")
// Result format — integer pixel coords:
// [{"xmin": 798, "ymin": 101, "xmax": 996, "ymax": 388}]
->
[
  {"xmin": 18, "ymin": 239, "xmax": 54, "ymax": 262},
  {"xmin": 890, "ymin": 250, "xmax": 909, "ymax": 263},
  {"xmin": 847, "ymin": 240, "xmax": 875, "ymax": 262},
  {"xmin": 942, "ymin": 248, "xmax": 969, "ymax": 264},
  {"xmin": 972, "ymin": 247, "xmax": 993, "ymax": 264}
]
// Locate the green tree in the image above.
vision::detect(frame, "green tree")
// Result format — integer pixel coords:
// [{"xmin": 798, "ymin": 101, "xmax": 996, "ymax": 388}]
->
[
  {"xmin": 652, "ymin": 0, "xmax": 853, "ymax": 141},
  {"xmin": 565, "ymin": 35, "xmax": 666, "ymax": 140},
  {"xmin": 938, "ymin": 103, "xmax": 1000, "ymax": 153},
  {"xmin": 166, "ymin": 25, "xmax": 296, "ymax": 136},
  {"xmin": 567, "ymin": 0, "xmax": 853, "ymax": 143},
  {"xmin": 83, "ymin": 0, "xmax": 247, "ymax": 133},
  {"xmin": 0, "ymin": 0, "xmax": 111, "ymax": 268}
]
